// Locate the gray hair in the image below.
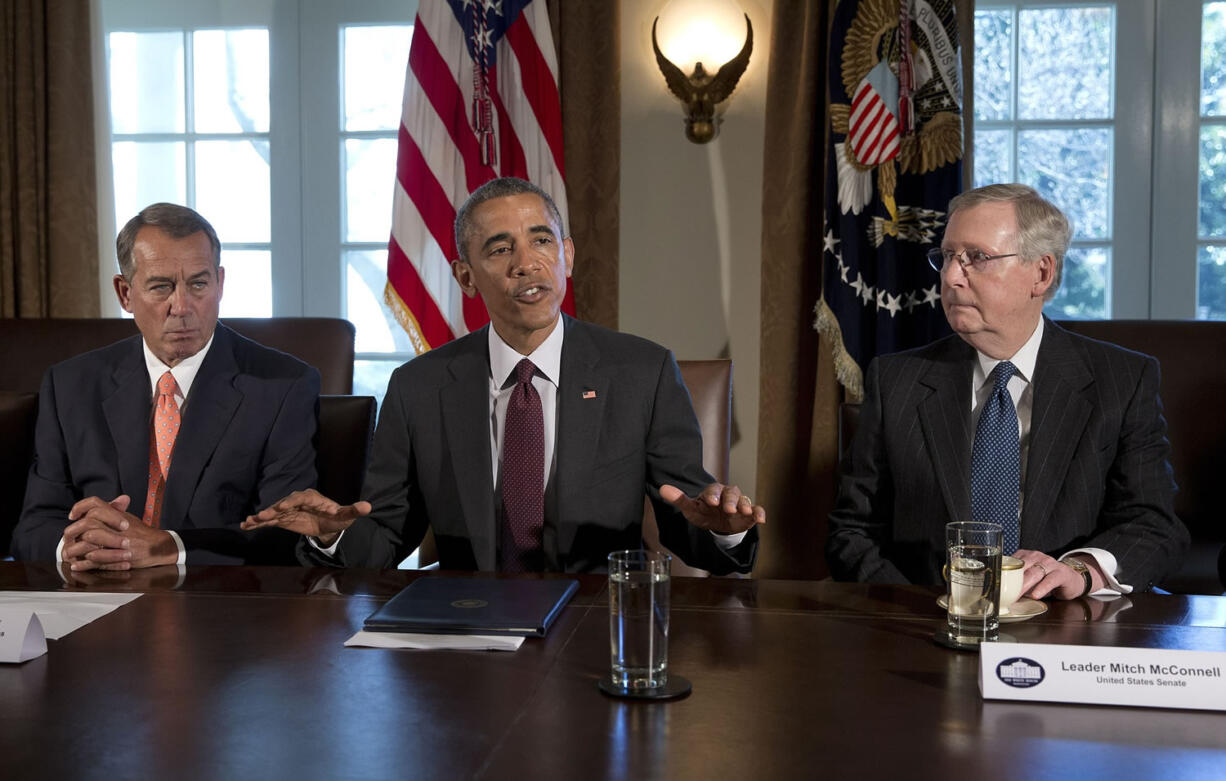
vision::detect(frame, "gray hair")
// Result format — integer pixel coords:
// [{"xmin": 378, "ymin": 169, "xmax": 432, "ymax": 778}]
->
[
  {"xmin": 116, "ymin": 203, "xmax": 222, "ymax": 279},
  {"xmin": 453, "ymin": 177, "xmax": 565, "ymax": 261},
  {"xmin": 946, "ymin": 183, "xmax": 1073, "ymax": 301}
]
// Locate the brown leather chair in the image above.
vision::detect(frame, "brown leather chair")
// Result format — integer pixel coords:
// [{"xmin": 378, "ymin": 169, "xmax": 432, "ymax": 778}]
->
[
  {"xmin": 415, "ymin": 359, "xmax": 734, "ymax": 574},
  {"xmin": 835, "ymin": 321, "xmax": 1226, "ymax": 594},
  {"xmin": 316, "ymin": 395, "xmax": 377, "ymax": 506},
  {"xmin": 0, "ymin": 317, "xmax": 355, "ymax": 394},
  {"xmin": 0, "ymin": 391, "xmax": 39, "ymax": 557}
]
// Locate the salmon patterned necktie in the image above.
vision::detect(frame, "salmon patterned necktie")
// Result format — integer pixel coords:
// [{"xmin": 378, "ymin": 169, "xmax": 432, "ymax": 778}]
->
[{"xmin": 142, "ymin": 371, "xmax": 181, "ymax": 528}]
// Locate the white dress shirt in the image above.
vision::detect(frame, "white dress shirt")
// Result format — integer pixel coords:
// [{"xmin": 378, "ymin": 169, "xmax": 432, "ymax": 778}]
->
[{"xmin": 970, "ymin": 317, "xmax": 1129, "ymax": 595}]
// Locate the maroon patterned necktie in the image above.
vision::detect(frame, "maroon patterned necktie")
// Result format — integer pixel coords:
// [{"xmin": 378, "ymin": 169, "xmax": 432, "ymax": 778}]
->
[{"xmin": 500, "ymin": 358, "xmax": 544, "ymax": 571}]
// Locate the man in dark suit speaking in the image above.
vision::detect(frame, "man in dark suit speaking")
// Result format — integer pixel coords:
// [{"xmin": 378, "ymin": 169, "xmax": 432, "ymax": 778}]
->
[
  {"xmin": 827, "ymin": 184, "xmax": 1188, "ymax": 597},
  {"xmin": 244, "ymin": 177, "xmax": 764, "ymax": 574},
  {"xmin": 12, "ymin": 204, "xmax": 319, "ymax": 568}
]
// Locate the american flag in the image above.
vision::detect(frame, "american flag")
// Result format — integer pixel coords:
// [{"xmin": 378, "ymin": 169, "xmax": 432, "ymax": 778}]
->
[
  {"xmin": 385, "ymin": 0, "xmax": 573, "ymax": 354},
  {"xmin": 848, "ymin": 60, "xmax": 901, "ymax": 167}
]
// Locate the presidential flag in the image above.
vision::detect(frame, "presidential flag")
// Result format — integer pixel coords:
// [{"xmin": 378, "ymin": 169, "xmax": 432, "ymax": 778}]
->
[
  {"xmin": 385, "ymin": 0, "xmax": 573, "ymax": 354},
  {"xmin": 816, "ymin": 0, "xmax": 962, "ymax": 400}
]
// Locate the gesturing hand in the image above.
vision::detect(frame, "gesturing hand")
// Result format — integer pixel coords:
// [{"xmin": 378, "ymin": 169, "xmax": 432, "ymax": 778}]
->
[
  {"xmin": 659, "ymin": 483, "xmax": 765, "ymax": 536},
  {"xmin": 241, "ymin": 489, "xmax": 372, "ymax": 547}
]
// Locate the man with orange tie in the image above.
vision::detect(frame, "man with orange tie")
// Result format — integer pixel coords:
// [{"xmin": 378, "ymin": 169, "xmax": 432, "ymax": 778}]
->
[{"xmin": 11, "ymin": 204, "xmax": 319, "ymax": 568}]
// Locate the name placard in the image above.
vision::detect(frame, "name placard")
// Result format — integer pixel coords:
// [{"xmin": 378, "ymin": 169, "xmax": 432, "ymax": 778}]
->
[
  {"xmin": 980, "ymin": 641, "xmax": 1226, "ymax": 711},
  {"xmin": 0, "ymin": 608, "xmax": 48, "ymax": 664}
]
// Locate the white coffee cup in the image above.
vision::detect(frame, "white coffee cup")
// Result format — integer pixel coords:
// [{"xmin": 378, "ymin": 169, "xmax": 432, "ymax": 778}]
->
[{"xmin": 1000, "ymin": 555, "xmax": 1024, "ymax": 614}]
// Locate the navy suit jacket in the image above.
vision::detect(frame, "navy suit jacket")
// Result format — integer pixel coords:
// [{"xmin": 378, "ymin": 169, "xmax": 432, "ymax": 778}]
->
[
  {"xmin": 13, "ymin": 323, "xmax": 319, "ymax": 564},
  {"xmin": 826, "ymin": 318, "xmax": 1189, "ymax": 591},
  {"xmin": 305, "ymin": 315, "xmax": 758, "ymax": 574}
]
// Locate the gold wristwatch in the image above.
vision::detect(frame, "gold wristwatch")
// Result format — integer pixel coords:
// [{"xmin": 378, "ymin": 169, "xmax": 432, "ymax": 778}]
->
[{"xmin": 1065, "ymin": 557, "xmax": 1093, "ymax": 597}]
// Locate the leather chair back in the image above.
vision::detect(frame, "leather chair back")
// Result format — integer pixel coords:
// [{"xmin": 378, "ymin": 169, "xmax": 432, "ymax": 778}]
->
[
  {"xmin": 641, "ymin": 359, "xmax": 732, "ymax": 577},
  {"xmin": 0, "ymin": 392, "xmax": 39, "ymax": 557},
  {"xmin": 316, "ymin": 396, "xmax": 376, "ymax": 506},
  {"xmin": 1058, "ymin": 320, "xmax": 1226, "ymax": 593},
  {"xmin": 0, "ymin": 317, "xmax": 355, "ymax": 394}
]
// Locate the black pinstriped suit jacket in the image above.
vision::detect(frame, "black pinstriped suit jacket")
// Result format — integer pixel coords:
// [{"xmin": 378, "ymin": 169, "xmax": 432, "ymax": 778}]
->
[{"xmin": 826, "ymin": 318, "xmax": 1189, "ymax": 591}]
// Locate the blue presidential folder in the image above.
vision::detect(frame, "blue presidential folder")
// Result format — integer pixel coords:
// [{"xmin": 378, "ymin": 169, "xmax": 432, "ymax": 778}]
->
[{"xmin": 363, "ymin": 576, "xmax": 580, "ymax": 637}]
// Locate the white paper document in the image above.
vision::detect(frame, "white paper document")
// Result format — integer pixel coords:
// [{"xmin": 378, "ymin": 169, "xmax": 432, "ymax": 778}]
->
[
  {"xmin": 0, "ymin": 609, "xmax": 48, "ymax": 663},
  {"xmin": 345, "ymin": 630, "xmax": 524, "ymax": 651},
  {"xmin": 0, "ymin": 591, "xmax": 142, "ymax": 640}
]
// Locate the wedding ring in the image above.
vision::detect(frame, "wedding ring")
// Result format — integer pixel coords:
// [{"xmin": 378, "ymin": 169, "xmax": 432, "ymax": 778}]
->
[{"xmin": 1034, "ymin": 562, "xmax": 1049, "ymax": 577}]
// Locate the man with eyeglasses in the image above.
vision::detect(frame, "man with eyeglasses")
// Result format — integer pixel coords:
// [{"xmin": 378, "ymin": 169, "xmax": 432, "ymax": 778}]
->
[{"xmin": 827, "ymin": 183, "xmax": 1188, "ymax": 599}]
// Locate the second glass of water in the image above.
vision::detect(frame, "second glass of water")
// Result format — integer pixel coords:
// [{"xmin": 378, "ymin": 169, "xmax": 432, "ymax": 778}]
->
[{"xmin": 944, "ymin": 521, "xmax": 1003, "ymax": 647}]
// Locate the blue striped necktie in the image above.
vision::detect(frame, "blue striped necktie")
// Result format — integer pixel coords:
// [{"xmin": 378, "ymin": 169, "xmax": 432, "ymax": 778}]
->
[{"xmin": 971, "ymin": 361, "xmax": 1020, "ymax": 554}]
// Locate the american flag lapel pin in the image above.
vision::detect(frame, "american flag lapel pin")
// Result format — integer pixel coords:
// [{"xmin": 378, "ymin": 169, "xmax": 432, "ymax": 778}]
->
[{"xmin": 582, "ymin": 389, "xmax": 597, "ymax": 399}]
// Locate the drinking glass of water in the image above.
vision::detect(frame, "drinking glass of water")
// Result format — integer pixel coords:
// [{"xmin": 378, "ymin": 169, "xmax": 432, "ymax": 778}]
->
[
  {"xmin": 607, "ymin": 549, "xmax": 671, "ymax": 691},
  {"xmin": 941, "ymin": 521, "xmax": 1003, "ymax": 649}
]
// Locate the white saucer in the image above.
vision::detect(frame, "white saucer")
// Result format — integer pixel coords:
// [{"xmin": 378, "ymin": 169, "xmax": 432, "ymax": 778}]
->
[{"xmin": 936, "ymin": 595, "xmax": 1048, "ymax": 623}]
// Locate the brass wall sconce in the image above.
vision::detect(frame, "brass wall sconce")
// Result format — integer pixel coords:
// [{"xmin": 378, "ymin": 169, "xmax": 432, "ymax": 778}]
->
[{"xmin": 652, "ymin": 1, "xmax": 753, "ymax": 144}]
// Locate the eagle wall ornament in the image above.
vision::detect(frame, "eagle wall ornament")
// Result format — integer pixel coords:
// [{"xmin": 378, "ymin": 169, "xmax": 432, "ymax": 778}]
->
[{"xmin": 651, "ymin": 14, "xmax": 753, "ymax": 144}]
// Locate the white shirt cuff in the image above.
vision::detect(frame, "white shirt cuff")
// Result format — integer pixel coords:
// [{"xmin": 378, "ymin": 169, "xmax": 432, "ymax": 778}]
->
[
  {"xmin": 166, "ymin": 530, "xmax": 187, "ymax": 565},
  {"xmin": 308, "ymin": 529, "xmax": 345, "ymax": 557},
  {"xmin": 710, "ymin": 529, "xmax": 749, "ymax": 550},
  {"xmin": 1061, "ymin": 547, "xmax": 1132, "ymax": 595}
]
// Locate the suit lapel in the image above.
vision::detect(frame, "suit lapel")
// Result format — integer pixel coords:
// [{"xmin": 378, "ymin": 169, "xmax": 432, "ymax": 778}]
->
[
  {"xmin": 1021, "ymin": 320, "xmax": 1093, "ymax": 547},
  {"xmin": 554, "ymin": 317, "xmax": 609, "ymax": 560},
  {"xmin": 161, "ymin": 326, "xmax": 243, "ymax": 527},
  {"xmin": 103, "ymin": 338, "xmax": 155, "ymax": 514},
  {"xmin": 441, "ymin": 329, "xmax": 497, "ymax": 569},
  {"xmin": 917, "ymin": 338, "xmax": 975, "ymax": 524}
]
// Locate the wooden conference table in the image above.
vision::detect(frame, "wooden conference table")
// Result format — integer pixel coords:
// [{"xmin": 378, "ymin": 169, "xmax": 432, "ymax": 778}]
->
[{"xmin": 1, "ymin": 561, "xmax": 1224, "ymax": 780}]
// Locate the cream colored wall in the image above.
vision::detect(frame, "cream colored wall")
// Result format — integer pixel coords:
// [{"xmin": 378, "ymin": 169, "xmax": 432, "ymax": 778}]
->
[{"xmin": 619, "ymin": 0, "xmax": 769, "ymax": 498}]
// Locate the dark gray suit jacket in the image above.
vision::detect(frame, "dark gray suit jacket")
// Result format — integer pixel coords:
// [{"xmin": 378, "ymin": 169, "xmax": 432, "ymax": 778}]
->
[
  {"xmin": 826, "ymin": 319, "xmax": 1188, "ymax": 590},
  {"xmin": 13, "ymin": 323, "xmax": 319, "ymax": 564},
  {"xmin": 308, "ymin": 315, "xmax": 757, "ymax": 574}
]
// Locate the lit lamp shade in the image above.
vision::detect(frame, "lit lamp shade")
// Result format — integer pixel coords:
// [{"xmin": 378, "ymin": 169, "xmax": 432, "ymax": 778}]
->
[{"xmin": 654, "ymin": 0, "xmax": 748, "ymax": 76}]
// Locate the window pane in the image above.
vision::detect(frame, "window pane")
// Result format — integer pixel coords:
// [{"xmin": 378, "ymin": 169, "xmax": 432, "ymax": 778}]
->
[
  {"xmin": 193, "ymin": 29, "xmax": 270, "ymax": 133},
  {"xmin": 1018, "ymin": 7, "xmax": 1112, "ymax": 120},
  {"xmin": 344, "ymin": 138, "xmax": 398, "ymax": 243},
  {"xmin": 343, "ymin": 25, "xmax": 413, "ymax": 132},
  {"xmin": 1018, "ymin": 128, "xmax": 1112, "ymax": 240},
  {"xmin": 354, "ymin": 358, "xmax": 400, "ymax": 408},
  {"xmin": 108, "ymin": 32, "xmax": 185, "ymax": 134},
  {"xmin": 196, "ymin": 140, "xmax": 271, "ymax": 243},
  {"xmin": 973, "ymin": 9, "xmax": 1012, "ymax": 121},
  {"xmin": 1199, "ymin": 245, "xmax": 1226, "ymax": 319},
  {"xmin": 972, "ymin": 128, "xmax": 1012, "ymax": 188},
  {"xmin": 218, "ymin": 250, "xmax": 272, "ymax": 317},
  {"xmin": 111, "ymin": 142, "xmax": 186, "ymax": 232},
  {"xmin": 1204, "ymin": 2, "xmax": 1226, "ymax": 117},
  {"xmin": 1047, "ymin": 246, "xmax": 1110, "ymax": 320},
  {"xmin": 1202, "ymin": 125, "xmax": 1226, "ymax": 237},
  {"xmin": 345, "ymin": 249, "xmax": 415, "ymax": 353}
]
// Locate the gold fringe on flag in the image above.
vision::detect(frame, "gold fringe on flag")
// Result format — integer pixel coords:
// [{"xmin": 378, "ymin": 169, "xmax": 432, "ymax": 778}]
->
[{"xmin": 383, "ymin": 281, "xmax": 432, "ymax": 356}]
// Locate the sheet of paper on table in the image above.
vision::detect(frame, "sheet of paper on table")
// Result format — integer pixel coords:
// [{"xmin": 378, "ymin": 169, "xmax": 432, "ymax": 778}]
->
[
  {"xmin": 0, "ymin": 591, "xmax": 142, "ymax": 640},
  {"xmin": 345, "ymin": 630, "xmax": 524, "ymax": 651}
]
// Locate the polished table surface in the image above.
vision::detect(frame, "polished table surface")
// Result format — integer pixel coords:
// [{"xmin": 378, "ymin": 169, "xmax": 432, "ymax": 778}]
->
[{"xmin": 2, "ymin": 561, "xmax": 1225, "ymax": 780}]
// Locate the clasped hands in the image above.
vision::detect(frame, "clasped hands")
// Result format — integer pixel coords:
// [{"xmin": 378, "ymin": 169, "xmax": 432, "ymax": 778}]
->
[{"xmin": 61, "ymin": 495, "xmax": 178, "ymax": 571}]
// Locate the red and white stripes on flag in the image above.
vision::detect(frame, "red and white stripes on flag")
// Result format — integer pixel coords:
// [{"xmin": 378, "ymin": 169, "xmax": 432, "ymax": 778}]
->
[
  {"xmin": 385, "ymin": 0, "xmax": 573, "ymax": 354},
  {"xmin": 848, "ymin": 60, "xmax": 901, "ymax": 167}
]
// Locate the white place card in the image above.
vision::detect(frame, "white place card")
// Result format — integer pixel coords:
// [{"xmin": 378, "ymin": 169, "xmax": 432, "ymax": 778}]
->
[
  {"xmin": 0, "ymin": 608, "xmax": 48, "ymax": 663},
  {"xmin": 980, "ymin": 641, "xmax": 1226, "ymax": 711}
]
